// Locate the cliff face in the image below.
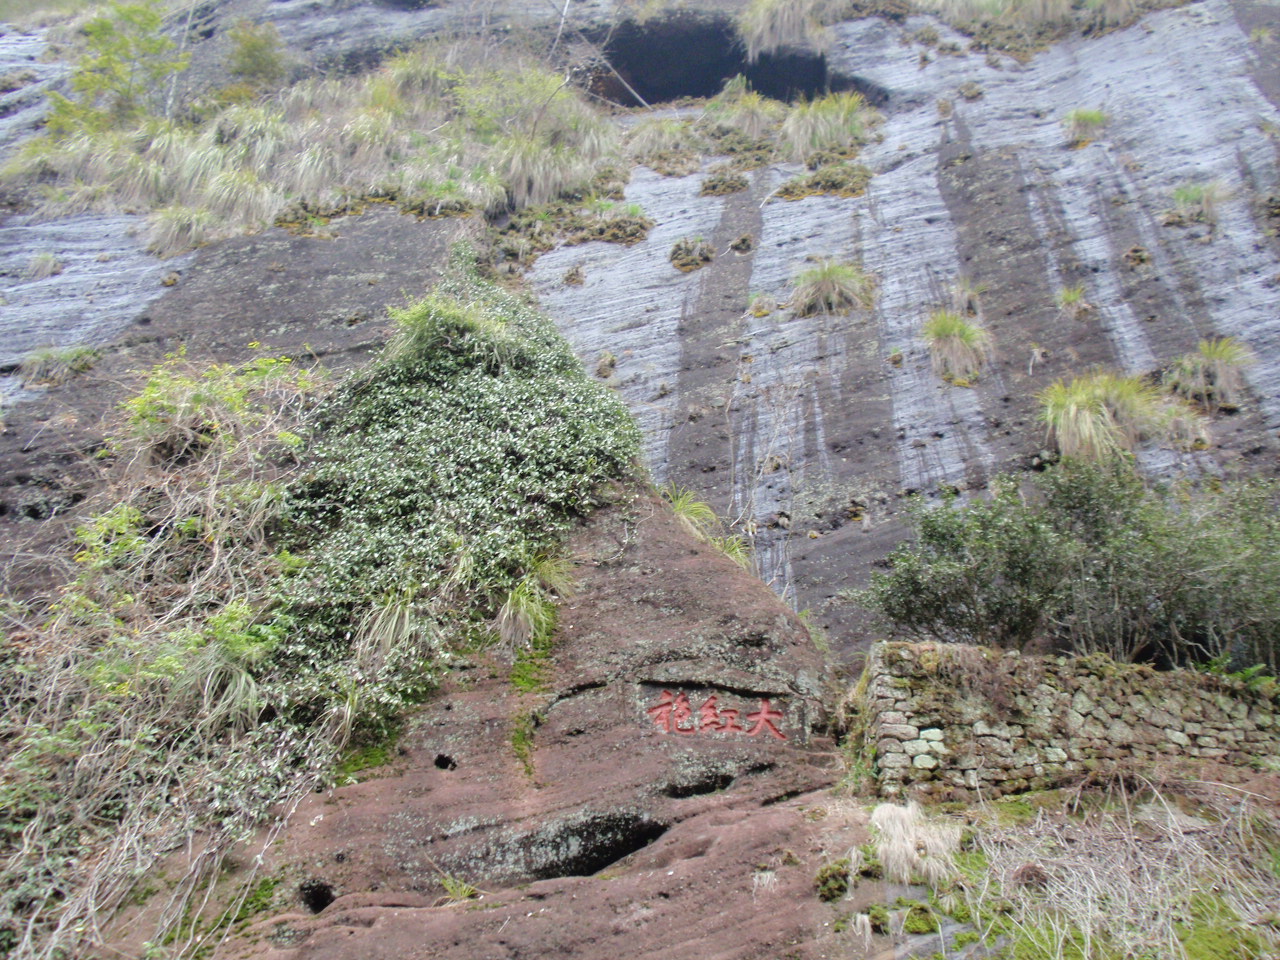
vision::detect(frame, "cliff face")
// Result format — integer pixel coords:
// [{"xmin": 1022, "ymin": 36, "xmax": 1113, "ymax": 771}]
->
[
  {"xmin": 530, "ymin": 0, "xmax": 1280, "ymax": 646},
  {"xmin": 3, "ymin": 0, "xmax": 1278, "ymax": 650}
]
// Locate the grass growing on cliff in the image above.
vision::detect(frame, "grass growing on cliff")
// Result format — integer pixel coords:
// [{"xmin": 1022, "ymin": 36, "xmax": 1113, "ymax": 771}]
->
[
  {"xmin": 791, "ymin": 259, "xmax": 877, "ymax": 316},
  {"xmin": 0, "ymin": 252, "xmax": 640, "ymax": 958},
  {"xmin": 922, "ymin": 309, "xmax": 990, "ymax": 383},
  {"xmin": 1038, "ymin": 371, "xmax": 1204, "ymax": 461},
  {"xmin": 7, "ymin": 38, "xmax": 616, "ymax": 255},
  {"xmin": 861, "ymin": 463, "xmax": 1280, "ymax": 669},
  {"xmin": 1063, "ymin": 107, "xmax": 1108, "ymax": 146},
  {"xmin": 779, "ymin": 91, "xmax": 880, "ymax": 163},
  {"xmin": 1164, "ymin": 337, "xmax": 1255, "ymax": 412},
  {"xmin": 737, "ymin": 0, "xmax": 830, "ymax": 61}
]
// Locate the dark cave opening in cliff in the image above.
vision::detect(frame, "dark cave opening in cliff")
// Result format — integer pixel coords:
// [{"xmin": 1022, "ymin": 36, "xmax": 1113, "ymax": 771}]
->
[{"xmin": 585, "ymin": 14, "xmax": 887, "ymax": 107}]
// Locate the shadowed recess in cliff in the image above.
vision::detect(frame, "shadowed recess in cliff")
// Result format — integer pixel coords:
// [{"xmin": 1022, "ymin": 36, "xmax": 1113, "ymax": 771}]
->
[{"xmin": 586, "ymin": 14, "xmax": 888, "ymax": 106}]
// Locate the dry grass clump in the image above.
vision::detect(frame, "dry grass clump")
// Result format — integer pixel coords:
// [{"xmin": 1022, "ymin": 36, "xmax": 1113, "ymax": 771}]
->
[
  {"xmin": 1164, "ymin": 337, "xmax": 1255, "ymax": 412},
  {"xmin": 870, "ymin": 801, "xmax": 963, "ymax": 887},
  {"xmin": 922, "ymin": 309, "xmax": 990, "ymax": 382},
  {"xmin": 791, "ymin": 259, "xmax": 877, "ymax": 316},
  {"xmin": 1039, "ymin": 370, "xmax": 1205, "ymax": 460},
  {"xmin": 780, "ymin": 91, "xmax": 881, "ymax": 163},
  {"xmin": 738, "ymin": 0, "xmax": 830, "ymax": 61},
  {"xmin": 959, "ymin": 779, "xmax": 1280, "ymax": 960},
  {"xmin": 8, "ymin": 39, "xmax": 616, "ymax": 255}
]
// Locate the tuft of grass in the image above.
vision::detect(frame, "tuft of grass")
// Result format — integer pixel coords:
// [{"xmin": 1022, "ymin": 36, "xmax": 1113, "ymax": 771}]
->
[
  {"xmin": 1171, "ymin": 180, "xmax": 1229, "ymax": 229},
  {"xmin": 625, "ymin": 117, "xmax": 704, "ymax": 159},
  {"xmin": 23, "ymin": 252, "xmax": 63, "ymax": 280},
  {"xmin": 1063, "ymin": 107, "xmax": 1108, "ymax": 146},
  {"xmin": 780, "ymin": 91, "xmax": 880, "ymax": 163},
  {"xmin": 1055, "ymin": 284, "xmax": 1092, "ymax": 320},
  {"xmin": 660, "ymin": 482, "xmax": 719, "ymax": 540},
  {"xmin": 870, "ymin": 801, "xmax": 962, "ymax": 887},
  {"xmin": 738, "ymin": 0, "xmax": 828, "ymax": 61},
  {"xmin": 1039, "ymin": 370, "xmax": 1203, "ymax": 459},
  {"xmin": 8, "ymin": 39, "xmax": 616, "ymax": 255},
  {"xmin": 709, "ymin": 535, "xmax": 753, "ymax": 572},
  {"xmin": 922, "ymin": 309, "xmax": 990, "ymax": 382},
  {"xmin": 702, "ymin": 79, "xmax": 788, "ymax": 140},
  {"xmin": 19, "ymin": 346, "xmax": 99, "ymax": 387},
  {"xmin": 438, "ymin": 875, "xmax": 480, "ymax": 905},
  {"xmin": 1164, "ymin": 336, "xmax": 1255, "ymax": 411},
  {"xmin": 791, "ymin": 259, "xmax": 877, "ymax": 316},
  {"xmin": 146, "ymin": 205, "xmax": 218, "ymax": 258}
]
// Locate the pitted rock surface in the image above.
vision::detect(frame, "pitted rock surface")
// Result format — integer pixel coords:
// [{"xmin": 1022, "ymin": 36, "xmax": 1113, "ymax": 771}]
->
[{"xmin": 209, "ymin": 494, "xmax": 845, "ymax": 960}]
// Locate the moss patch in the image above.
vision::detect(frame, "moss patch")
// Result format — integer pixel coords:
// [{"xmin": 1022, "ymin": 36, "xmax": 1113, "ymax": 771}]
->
[{"xmin": 776, "ymin": 162, "xmax": 873, "ymax": 201}]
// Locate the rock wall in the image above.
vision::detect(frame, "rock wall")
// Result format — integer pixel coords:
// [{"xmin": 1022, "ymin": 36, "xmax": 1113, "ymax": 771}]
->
[{"xmin": 848, "ymin": 641, "xmax": 1280, "ymax": 798}]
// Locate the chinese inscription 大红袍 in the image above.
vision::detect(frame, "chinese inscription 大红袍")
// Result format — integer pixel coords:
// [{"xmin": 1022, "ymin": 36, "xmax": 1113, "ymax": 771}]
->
[{"xmin": 645, "ymin": 690, "xmax": 786, "ymax": 740}]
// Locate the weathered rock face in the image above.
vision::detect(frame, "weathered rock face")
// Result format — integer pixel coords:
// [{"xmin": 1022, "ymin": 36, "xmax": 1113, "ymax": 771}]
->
[
  {"xmin": 181, "ymin": 493, "xmax": 849, "ymax": 960},
  {"xmin": 531, "ymin": 0, "xmax": 1280, "ymax": 649},
  {"xmin": 0, "ymin": 206, "xmax": 466, "ymax": 595},
  {"xmin": 847, "ymin": 642, "xmax": 1280, "ymax": 799},
  {"xmin": 5, "ymin": 0, "xmax": 1280, "ymax": 652}
]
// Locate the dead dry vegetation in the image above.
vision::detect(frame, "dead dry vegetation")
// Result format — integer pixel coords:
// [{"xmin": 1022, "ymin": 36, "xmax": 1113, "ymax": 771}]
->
[{"xmin": 817, "ymin": 777, "xmax": 1280, "ymax": 960}]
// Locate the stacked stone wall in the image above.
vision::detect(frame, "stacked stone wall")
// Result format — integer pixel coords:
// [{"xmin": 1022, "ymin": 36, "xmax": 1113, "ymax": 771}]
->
[{"xmin": 849, "ymin": 642, "xmax": 1280, "ymax": 798}]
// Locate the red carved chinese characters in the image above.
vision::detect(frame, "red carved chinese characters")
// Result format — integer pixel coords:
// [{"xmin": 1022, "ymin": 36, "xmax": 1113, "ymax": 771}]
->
[
  {"xmin": 647, "ymin": 690, "xmax": 786, "ymax": 740},
  {"xmin": 646, "ymin": 690, "xmax": 696, "ymax": 734},
  {"xmin": 745, "ymin": 698, "xmax": 786, "ymax": 740}
]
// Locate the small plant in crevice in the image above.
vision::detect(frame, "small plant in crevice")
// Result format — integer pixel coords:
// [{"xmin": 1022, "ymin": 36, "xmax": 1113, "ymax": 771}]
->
[
  {"xmin": 1063, "ymin": 107, "xmax": 1108, "ymax": 146},
  {"xmin": 1164, "ymin": 336, "xmax": 1255, "ymax": 412},
  {"xmin": 791, "ymin": 259, "xmax": 877, "ymax": 316},
  {"xmin": 1054, "ymin": 283, "xmax": 1093, "ymax": 321},
  {"xmin": 670, "ymin": 236, "xmax": 715, "ymax": 272},
  {"xmin": 658, "ymin": 482, "xmax": 755, "ymax": 572},
  {"xmin": 24, "ymin": 251, "xmax": 63, "ymax": 279},
  {"xmin": 1167, "ymin": 179, "xmax": 1229, "ymax": 231},
  {"xmin": 922, "ymin": 309, "xmax": 990, "ymax": 384},
  {"xmin": 19, "ymin": 345, "xmax": 99, "ymax": 386}
]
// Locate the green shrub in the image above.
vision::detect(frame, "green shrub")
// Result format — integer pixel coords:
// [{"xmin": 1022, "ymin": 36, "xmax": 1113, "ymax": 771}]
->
[
  {"xmin": 862, "ymin": 464, "xmax": 1280, "ymax": 669},
  {"xmin": 227, "ymin": 19, "xmax": 288, "ymax": 90},
  {"xmin": 45, "ymin": 0, "xmax": 190, "ymax": 137}
]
